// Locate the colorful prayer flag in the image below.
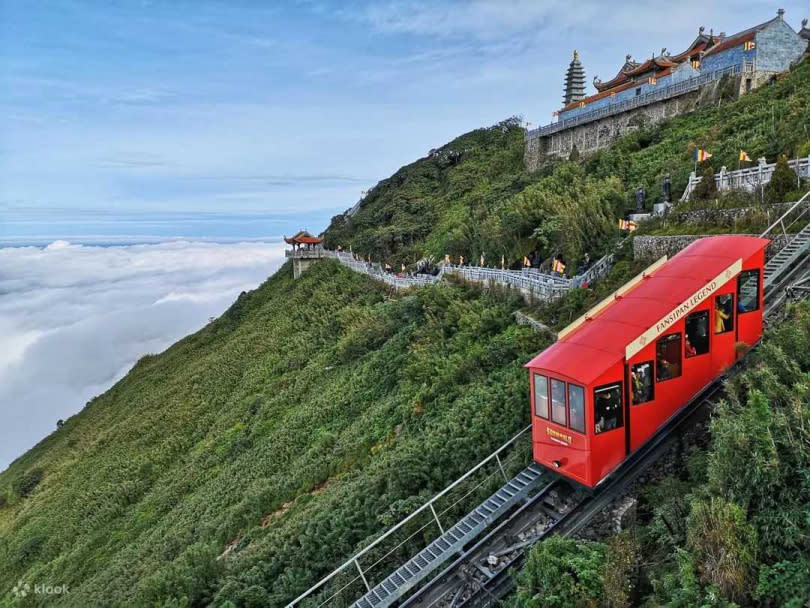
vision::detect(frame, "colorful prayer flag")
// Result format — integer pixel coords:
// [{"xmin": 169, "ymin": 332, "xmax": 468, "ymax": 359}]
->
[
  {"xmin": 739, "ymin": 150, "xmax": 751, "ymax": 162},
  {"xmin": 553, "ymin": 260, "xmax": 566, "ymax": 273},
  {"xmin": 695, "ymin": 149, "xmax": 713, "ymax": 162}
]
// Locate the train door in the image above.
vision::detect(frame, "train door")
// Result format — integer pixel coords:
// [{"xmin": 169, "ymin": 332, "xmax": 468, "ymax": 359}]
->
[
  {"xmin": 736, "ymin": 268, "xmax": 763, "ymax": 348},
  {"xmin": 711, "ymin": 290, "xmax": 736, "ymax": 372},
  {"xmin": 591, "ymin": 380, "xmax": 626, "ymax": 483}
]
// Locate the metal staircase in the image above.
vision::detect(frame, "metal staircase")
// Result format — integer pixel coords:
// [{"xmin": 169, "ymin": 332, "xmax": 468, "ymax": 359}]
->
[
  {"xmin": 352, "ymin": 464, "xmax": 547, "ymax": 608},
  {"xmin": 760, "ymin": 191, "xmax": 810, "ymax": 290},
  {"xmin": 764, "ymin": 223, "xmax": 810, "ymax": 289}
]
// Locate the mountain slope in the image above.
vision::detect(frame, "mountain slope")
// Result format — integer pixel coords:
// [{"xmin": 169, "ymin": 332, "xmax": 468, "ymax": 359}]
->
[
  {"xmin": 0, "ymin": 261, "xmax": 549, "ymax": 606},
  {"xmin": 325, "ymin": 60, "xmax": 810, "ymax": 267}
]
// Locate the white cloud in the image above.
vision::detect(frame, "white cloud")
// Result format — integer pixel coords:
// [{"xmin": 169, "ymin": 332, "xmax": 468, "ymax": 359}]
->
[{"xmin": 0, "ymin": 239, "xmax": 287, "ymax": 471}]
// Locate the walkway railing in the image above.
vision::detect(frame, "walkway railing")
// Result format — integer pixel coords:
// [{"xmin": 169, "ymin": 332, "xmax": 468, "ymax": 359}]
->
[
  {"xmin": 526, "ymin": 64, "xmax": 743, "ymax": 139},
  {"xmin": 679, "ymin": 156, "xmax": 810, "ymax": 203},
  {"xmin": 288, "ymin": 243, "xmax": 618, "ymax": 301},
  {"xmin": 284, "ymin": 426, "xmax": 533, "ymax": 608}
]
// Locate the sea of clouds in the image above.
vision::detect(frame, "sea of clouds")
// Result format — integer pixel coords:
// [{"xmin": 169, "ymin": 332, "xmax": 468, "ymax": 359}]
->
[{"xmin": 0, "ymin": 239, "xmax": 287, "ymax": 470}]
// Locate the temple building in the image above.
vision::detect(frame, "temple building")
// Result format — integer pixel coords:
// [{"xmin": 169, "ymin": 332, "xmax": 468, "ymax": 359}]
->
[
  {"xmin": 525, "ymin": 10, "xmax": 808, "ymax": 167},
  {"xmin": 556, "ymin": 10, "xmax": 807, "ymax": 123},
  {"xmin": 563, "ymin": 51, "xmax": 586, "ymax": 106}
]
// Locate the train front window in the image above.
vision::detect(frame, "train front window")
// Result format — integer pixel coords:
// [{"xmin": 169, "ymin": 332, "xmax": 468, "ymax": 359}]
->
[
  {"xmin": 738, "ymin": 269, "xmax": 760, "ymax": 313},
  {"xmin": 631, "ymin": 361, "xmax": 654, "ymax": 404},
  {"xmin": 534, "ymin": 374, "xmax": 549, "ymax": 419},
  {"xmin": 685, "ymin": 311, "xmax": 710, "ymax": 358},
  {"xmin": 568, "ymin": 384, "xmax": 585, "ymax": 433},
  {"xmin": 656, "ymin": 333, "xmax": 682, "ymax": 381},
  {"xmin": 550, "ymin": 379, "xmax": 567, "ymax": 426},
  {"xmin": 714, "ymin": 294, "xmax": 734, "ymax": 334},
  {"xmin": 594, "ymin": 384, "xmax": 623, "ymax": 434}
]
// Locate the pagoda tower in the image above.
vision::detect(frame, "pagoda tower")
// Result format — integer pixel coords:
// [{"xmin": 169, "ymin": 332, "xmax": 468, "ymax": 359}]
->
[{"xmin": 563, "ymin": 50, "xmax": 586, "ymax": 106}]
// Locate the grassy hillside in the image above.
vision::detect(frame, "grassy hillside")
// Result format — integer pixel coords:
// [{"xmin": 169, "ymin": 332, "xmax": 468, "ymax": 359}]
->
[
  {"xmin": 325, "ymin": 61, "xmax": 810, "ymax": 268},
  {"xmin": 2, "ymin": 56, "xmax": 808, "ymax": 608},
  {"xmin": 0, "ymin": 261, "xmax": 550, "ymax": 606}
]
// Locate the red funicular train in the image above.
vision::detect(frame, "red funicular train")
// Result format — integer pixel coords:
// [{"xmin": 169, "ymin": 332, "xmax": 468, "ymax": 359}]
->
[{"xmin": 526, "ymin": 236, "xmax": 769, "ymax": 488}]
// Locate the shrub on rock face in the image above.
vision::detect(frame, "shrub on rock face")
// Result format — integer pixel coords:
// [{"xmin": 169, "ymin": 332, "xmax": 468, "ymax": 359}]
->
[
  {"xmin": 686, "ymin": 497, "xmax": 757, "ymax": 604},
  {"xmin": 0, "ymin": 493, "xmax": 7, "ymax": 509},
  {"xmin": 12, "ymin": 467, "xmax": 44, "ymax": 498}
]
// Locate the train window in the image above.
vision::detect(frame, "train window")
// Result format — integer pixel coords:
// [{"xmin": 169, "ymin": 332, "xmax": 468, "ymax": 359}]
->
[
  {"xmin": 656, "ymin": 333, "xmax": 682, "ymax": 381},
  {"xmin": 685, "ymin": 311, "xmax": 710, "ymax": 358},
  {"xmin": 594, "ymin": 384, "xmax": 623, "ymax": 434},
  {"xmin": 568, "ymin": 384, "xmax": 585, "ymax": 433},
  {"xmin": 550, "ymin": 379, "xmax": 567, "ymax": 426},
  {"xmin": 631, "ymin": 361, "xmax": 654, "ymax": 404},
  {"xmin": 737, "ymin": 270, "xmax": 760, "ymax": 313},
  {"xmin": 714, "ymin": 294, "xmax": 734, "ymax": 334},
  {"xmin": 534, "ymin": 374, "xmax": 549, "ymax": 419}
]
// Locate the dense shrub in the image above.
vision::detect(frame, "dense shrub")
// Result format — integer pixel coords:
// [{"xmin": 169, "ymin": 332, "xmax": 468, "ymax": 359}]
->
[
  {"xmin": 509, "ymin": 537, "xmax": 606, "ymax": 608},
  {"xmin": 765, "ymin": 154, "xmax": 800, "ymax": 204},
  {"xmin": 12, "ymin": 467, "xmax": 44, "ymax": 498},
  {"xmin": 690, "ymin": 165, "xmax": 718, "ymax": 201}
]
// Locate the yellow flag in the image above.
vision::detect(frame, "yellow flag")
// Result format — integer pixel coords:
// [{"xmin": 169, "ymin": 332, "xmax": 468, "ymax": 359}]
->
[{"xmin": 739, "ymin": 150, "xmax": 751, "ymax": 162}]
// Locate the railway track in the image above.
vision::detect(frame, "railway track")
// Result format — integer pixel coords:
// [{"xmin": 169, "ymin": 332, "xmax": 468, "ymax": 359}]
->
[
  {"xmin": 400, "ymin": 252, "xmax": 810, "ymax": 608},
  {"xmin": 288, "ymin": 193, "xmax": 810, "ymax": 608}
]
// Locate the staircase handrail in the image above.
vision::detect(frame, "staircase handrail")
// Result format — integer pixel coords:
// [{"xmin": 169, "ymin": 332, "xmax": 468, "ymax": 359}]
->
[
  {"xmin": 284, "ymin": 425, "xmax": 532, "ymax": 607},
  {"xmin": 759, "ymin": 190, "xmax": 810, "ymax": 240}
]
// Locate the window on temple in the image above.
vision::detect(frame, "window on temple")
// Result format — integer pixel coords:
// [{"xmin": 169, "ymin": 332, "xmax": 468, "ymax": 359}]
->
[
  {"xmin": 738, "ymin": 270, "xmax": 760, "ymax": 313},
  {"xmin": 551, "ymin": 379, "xmax": 567, "ymax": 426},
  {"xmin": 685, "ymin": 311, "xmax": 710, "ymax": 357},
  {"xmin": 714, "ymin": 294, "xmax": 734, "ymax": 334},
  {"xmin": 594, "ymin": 383, "xmax": 623, "ymax": 434},
  {"xmin": 635, "ymin": 87, "xmax": 642, "ymax": 96},
  {"xmin": 568, "ymin": 384, "xmax": 585, "ymax": 433},
  {"xmin": 631, "ymin": 361, "xmax": 654, "ymax": 404},
  {"xmin": 656, "ymin": 333, "xmax": 682, "ymax": 381},
  {"xmin": 534, "ymin": 374, "xmax": 548, "ymax": 419}
]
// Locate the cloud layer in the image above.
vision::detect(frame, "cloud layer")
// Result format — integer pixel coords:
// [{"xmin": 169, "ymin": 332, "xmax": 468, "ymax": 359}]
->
[{"xmin": 0, "ymin": 240, "xmax": 286, "ymax": 470}]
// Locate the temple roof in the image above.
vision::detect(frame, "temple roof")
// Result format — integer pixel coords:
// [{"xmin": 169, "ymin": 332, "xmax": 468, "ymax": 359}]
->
[
  {"xmin": 702, "ymin": 13, "xmax": 782, "ymax": 58},
  {"xmin": 284, "ymin": 230, "xmax": 324, "ymax": 245}
]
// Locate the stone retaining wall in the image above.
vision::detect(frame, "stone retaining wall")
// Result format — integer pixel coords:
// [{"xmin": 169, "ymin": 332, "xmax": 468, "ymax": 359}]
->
[
  {"xmin": 525, "ymin": 76, "xmax": 736, "ymax": 170},
  {"xmin": 633, "ymin": 233, "xmax": 790, "ymax": 261},
  {"xmin": 667, "ymin": 202, "xmax": 801, "ymax": 228}
]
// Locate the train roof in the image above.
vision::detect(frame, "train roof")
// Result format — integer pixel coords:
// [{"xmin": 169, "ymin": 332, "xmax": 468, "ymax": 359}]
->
[{"xmin": 525, "ymin": 235, "xmax": 769, "ymax": 384}]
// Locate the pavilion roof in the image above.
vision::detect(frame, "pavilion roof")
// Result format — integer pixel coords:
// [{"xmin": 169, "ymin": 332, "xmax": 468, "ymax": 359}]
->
[{"xmin": 284, "ymin": 230, "xmax": 324, "ymax": 245}]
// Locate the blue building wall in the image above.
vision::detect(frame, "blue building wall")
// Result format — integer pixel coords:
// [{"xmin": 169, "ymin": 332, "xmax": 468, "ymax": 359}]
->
[
  {"xmin": 555, "ymin": 19, "xmax": 805, "ymax": 123},
  {"xmin": 754, "ymin": 19, "xmax": 807, "ymax": 71},
  {"xmin": 558, "ymin": 62, "xmax": 698, "ymax": 121},
  {"xmin": 700, "ymin": 43, "xmax": 755, "ymax": 72}
]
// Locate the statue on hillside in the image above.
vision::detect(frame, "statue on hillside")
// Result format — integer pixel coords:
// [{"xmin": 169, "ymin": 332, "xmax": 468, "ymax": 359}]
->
[
  {"xmin": 635, "ymin": 187, "xmax": 646, "ymax": 212},
  {"xmin": 661, "ymin": 174, "xmax": 672, "ymax": 203}
]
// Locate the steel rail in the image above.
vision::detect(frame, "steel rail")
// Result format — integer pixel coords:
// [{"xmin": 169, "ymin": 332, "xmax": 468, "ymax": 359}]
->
[{"xmin": 406, "ymin": 256, "xmax": 810, "ymax": 608}]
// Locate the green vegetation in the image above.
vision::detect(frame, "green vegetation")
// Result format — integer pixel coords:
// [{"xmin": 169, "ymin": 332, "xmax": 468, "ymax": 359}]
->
[
  {"xmin": 0, "ymin": 261, "xmax": 551, "ymax": 606},
  {"xmin": 326, "ymin": 60, "xmax": 810, "ymax": 265},
  {"xmin": 510, "ymin": 302, "xmax": 810, "ymax": 607},
  {"xmin": 1, "ymin": 49, "xmax": 809, "ymax": 608}
]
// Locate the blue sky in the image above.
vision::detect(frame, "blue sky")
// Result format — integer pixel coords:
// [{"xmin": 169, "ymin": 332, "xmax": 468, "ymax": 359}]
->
[{"xmin": 1, "ymin": 0, "xmax": 807, "ymax": 243}]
